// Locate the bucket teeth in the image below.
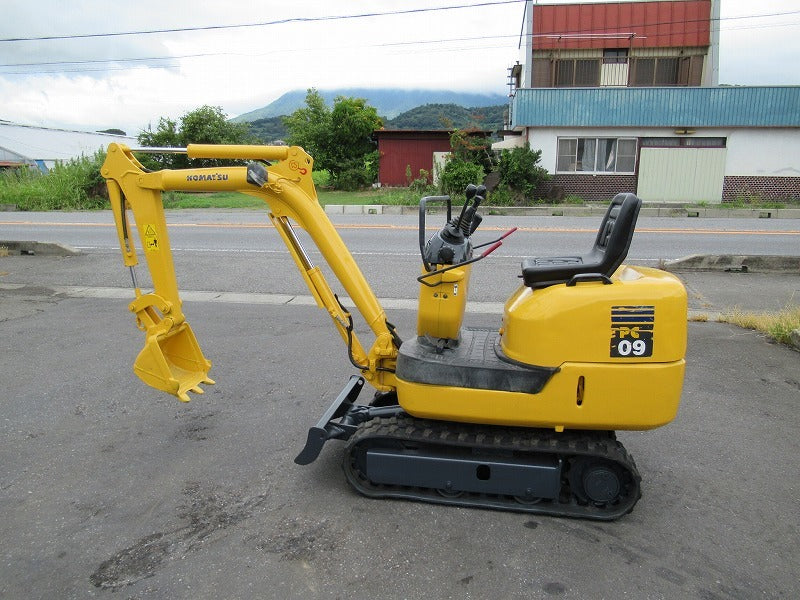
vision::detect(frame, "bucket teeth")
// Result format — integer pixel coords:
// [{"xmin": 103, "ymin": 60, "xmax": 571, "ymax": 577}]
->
[{"xmin": 132, "ymin": 320, "xmax": 213, "ymax": 402}]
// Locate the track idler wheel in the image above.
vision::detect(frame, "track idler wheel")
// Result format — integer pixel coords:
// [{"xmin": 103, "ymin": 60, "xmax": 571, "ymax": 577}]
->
[{"xmin": 569, "ymin": 458, "xmax": 627, "ymax": 507}]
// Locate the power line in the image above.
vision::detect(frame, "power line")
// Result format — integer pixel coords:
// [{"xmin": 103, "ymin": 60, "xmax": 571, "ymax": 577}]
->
[
  {"xmin": 0, "ymin": 0, "xmax": 524, "ymax": 43},
  {"xmin": 2, "ymin": 3, "xmax": 797, "ymax": 45},
  {"xmin": 1, "ymin": 6, "xmax": 797, "ymax": 75},
  {"xmin": 1, "ymin": 52, "xmax": 218, "ymax": 69},
  {"xmin": 0, "ymin": 33, "xmax": 521, "ymax": 70}
]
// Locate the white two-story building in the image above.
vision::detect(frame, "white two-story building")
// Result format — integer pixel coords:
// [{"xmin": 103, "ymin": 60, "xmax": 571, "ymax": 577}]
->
[{"xmin": 498, "ymin": 0, "xmax": 800, "ymax": 203}]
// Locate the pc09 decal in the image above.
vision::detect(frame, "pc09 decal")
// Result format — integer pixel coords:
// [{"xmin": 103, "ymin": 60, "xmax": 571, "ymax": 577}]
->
[{"xmin": 611, "ymin": 306, "xmax": 654, "ymax": 358}]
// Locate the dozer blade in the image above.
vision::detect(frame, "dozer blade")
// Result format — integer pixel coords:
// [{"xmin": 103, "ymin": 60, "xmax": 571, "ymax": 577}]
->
[{"xmin": 133, "ymin": 321, "xmax": 214, "ymax": 402}]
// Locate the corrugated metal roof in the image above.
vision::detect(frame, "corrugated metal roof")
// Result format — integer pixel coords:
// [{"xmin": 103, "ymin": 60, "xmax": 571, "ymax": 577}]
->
[
  {"xmin": 533, "ymin": 0, "xmax": 711, "ymax": 49},
  {"xmin": 511, "ymin": 86, "xmax": 800, "ymax": 128},
  {"xmin": 0, "ymin": 122, "xmax": 135, "ymax": 162}
]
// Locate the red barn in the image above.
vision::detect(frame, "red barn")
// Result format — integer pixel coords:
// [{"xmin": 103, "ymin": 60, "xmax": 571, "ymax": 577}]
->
[{"xmin": 374, "ymin": 130, "xmax": 453, "ymax": 187}]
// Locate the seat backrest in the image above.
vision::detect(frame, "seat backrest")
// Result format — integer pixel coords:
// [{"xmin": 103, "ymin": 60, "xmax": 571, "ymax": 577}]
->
[
  {"xmin": 520, "ymin": 192, "xmax": 641, "ymax": 289},
  {"xmin": 590, "ymin": 192, "xmax": 641, "ymax": 276}
]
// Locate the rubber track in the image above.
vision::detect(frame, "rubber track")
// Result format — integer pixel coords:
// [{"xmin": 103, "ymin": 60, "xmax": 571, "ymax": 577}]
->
[{"xmin": 343, "ymin": 414, "xmax": 642, "ymax": 521}]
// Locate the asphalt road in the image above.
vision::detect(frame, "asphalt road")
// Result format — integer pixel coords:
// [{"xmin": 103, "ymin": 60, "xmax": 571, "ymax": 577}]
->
[
  {"xmin": 1, "ymin": 293, "xmax": 798, "ymax": 599},
  {"xmin": 3, "ymin": 210, "xmax": 800, "ymax": 305},
  {"xmin": 3, "ymin": 210, "xmax": 800, "ymax": 262},
  {"xmin": 1, "ymin": 211, "xmax": 799, "ymax": 599}
]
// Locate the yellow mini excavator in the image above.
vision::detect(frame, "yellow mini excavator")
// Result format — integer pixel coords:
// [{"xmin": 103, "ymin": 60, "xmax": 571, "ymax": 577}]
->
[{"xmin": 102, "ymin": 143, "xmax": 687, "ymax": 520}]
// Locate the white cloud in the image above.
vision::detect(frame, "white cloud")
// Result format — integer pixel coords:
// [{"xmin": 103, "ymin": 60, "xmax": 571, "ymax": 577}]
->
[{"xmin": 1, "ymin": 0, "xmax": 798, "ymax": 133}]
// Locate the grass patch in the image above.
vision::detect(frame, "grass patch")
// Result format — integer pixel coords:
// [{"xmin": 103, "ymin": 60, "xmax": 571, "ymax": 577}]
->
[
  {"xmin": 0, "ymin": 153, "xmax": 108, "ymax": 210},
  {"xmin": 161, "ymin": 192, "xmax": 264, "ymax": 209},
  {"xmin": 319, "ymin": 188, "xmax": 426, "ymax": 206},
  {"xmin": 720, "ymin": 305, "xmax": 800, "ymax": 346},
  {"xmin": 688, "ymin": 313, "xmax": 709, "ymax": 322},
  {"xmin": 159, "ymin": 187, "xmax": 430, "ymax": 209}
]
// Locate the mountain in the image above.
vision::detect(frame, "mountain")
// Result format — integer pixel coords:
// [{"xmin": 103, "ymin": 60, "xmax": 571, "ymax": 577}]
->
[
  {"xmin": 245, "ymin": 102, "xmax": 507, "ymax": 144},
  {"xmin": 232, "ymin": 88, "xmax": 507, "ymax": 122},
  {"xmin": 246, "ymin": 117, "xmax": 288, "ymax": 145},
  {"xmin": 385, "ymin": 103, "xmax": 505, "ymax": 131}
]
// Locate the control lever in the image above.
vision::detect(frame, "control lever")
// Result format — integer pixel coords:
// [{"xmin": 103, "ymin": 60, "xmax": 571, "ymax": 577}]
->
[
  {"xmin": 417, "ymin": 227, "xmax": 517, "ymax": 287},
  {"xmin": 454, "ymin": 184, "xmax": 477, "ymax": 232},
  {"xmin": 468, "ymin": 213, "xmax": 483, "ymax": 236},
  {"xmin": 458, "ymin": 184, "xmax": 486, "ymax": 237},
  {"xmin": 473, "ymin": 226, "xmax": 517, "ymax": 250}
]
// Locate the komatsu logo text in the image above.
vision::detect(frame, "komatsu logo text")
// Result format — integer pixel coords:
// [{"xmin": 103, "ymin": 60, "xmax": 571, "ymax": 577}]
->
[{"xmin": 186, "ymin": 173, "xmax": 228, "ymax": 182}]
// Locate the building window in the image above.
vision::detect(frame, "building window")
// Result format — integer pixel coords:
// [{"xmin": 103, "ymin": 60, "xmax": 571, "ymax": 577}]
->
[
  {"xmin": 655, "ymin": 58, "xmax": 679, "ymax": 85},
  {"xmin": 556, "ymin": 61, "xmax": 574, "ymax": 87},
  {"xmin": 557, "ymin": 138, "xmax": 637, "ymax": 173},
  {"xmin": 575, "ymin": 60, "xmax": 599, "ymax": 85},
  {"xmin": 630, "ymin": 57, "xmax": 690, "ymax": 86},
  {"xmin": 631, "ymin": 59, "xmax": 656, "ymax": 85},
  {"xmin": 603, "ymin": 49, "xmax": 628, "ymax": 64},
  {"xmin": 555, "ymin": 59, "xmax": 600, "ymax": 87},
  {"xmin": 615, "ymin": 138, "xmax": 637, "ymax": 172}
]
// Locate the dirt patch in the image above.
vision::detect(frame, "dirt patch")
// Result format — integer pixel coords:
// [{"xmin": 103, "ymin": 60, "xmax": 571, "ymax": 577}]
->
[{"xmin": 90, "ymin": 481, "xmax": 268, "ymax": 590}]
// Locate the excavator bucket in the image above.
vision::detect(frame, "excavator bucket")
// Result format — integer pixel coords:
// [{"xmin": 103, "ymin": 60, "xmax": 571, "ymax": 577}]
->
[{"xmin": 133, "ymin": 321, "xmax": 214, "ymax": 402}]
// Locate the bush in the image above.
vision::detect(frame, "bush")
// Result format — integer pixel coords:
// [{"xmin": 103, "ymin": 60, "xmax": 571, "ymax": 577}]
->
[
  {"xmin": 485, "ymin": 187, "xmax": 514, "ymax": 206},
  {"xmin": 498, "ymin": 144, "xmax": 549, "ymax": 203},
  {"xmin": 312, "ymin": 169, "xmax": 331, "ymax": 188},
  {"xmin": 439, "ymin": 157, "xmax": 485, "ymax": 198},
  {"xmin": 0, "ymin": 150, "xmax": 108, "ymax": 210},
  {"xmin": 332, "ymin": 162, "xmax": 373, "ymax": 191}
]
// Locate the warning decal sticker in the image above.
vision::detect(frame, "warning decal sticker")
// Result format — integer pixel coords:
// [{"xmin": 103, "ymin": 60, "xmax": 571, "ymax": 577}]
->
[
  {"xmin": 611, "ymin": 305, "xmax": 654, "ymax": 358},
  {"xmin": 144, "ymin": 224, "xmax": 159, "ymax": 252}
]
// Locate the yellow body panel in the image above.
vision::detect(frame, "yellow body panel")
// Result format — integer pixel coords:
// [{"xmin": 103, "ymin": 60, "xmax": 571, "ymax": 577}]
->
[
  {"xmin": 397, "ymin": 359, "xmax": 685, "ymax": 430},
  {"xmin": 416, "ymin": 266, "xmax": 471, "ymax": 340},
  {"xmin": 502, "ymin": 265, "xmax": 687, "ymax": 367},
  {"xmin": 398, "ymin": 264, "xmax": 687, "ymax": 430}
]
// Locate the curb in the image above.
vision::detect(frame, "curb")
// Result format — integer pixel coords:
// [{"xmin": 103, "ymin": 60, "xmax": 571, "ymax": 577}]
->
[
  {"xmin": 663, "ymin": 254, "xmax": 800, "ymax": 274},
  {"xmin": 323, "ymin": 204, "xmax": 800, "ymax": 219},
  {"xmin": 0, "ymin": 241, "xmax": 80, "ymax": 256}
]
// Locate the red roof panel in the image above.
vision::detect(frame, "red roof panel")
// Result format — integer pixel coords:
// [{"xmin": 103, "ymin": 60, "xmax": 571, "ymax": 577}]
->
[{"xmin": 532, "ymin": 0, "xmax": 711, "ymax": 49}]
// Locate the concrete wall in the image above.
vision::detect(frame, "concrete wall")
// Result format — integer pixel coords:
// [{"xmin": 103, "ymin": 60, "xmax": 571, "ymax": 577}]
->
[{"xmin": 724, "ymin": 129, "xmax": 800, "ymax": 177}]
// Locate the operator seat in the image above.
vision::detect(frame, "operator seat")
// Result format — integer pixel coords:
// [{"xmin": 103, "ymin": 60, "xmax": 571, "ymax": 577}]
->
[{"xmin": 521, "ymin": 192, "xmax": 642, "ymax": 289}]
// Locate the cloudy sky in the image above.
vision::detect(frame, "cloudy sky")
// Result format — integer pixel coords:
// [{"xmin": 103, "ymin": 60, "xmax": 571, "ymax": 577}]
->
[{"xmin": 1, "ymin": 0, "xmax": 798, "ymax": 135}]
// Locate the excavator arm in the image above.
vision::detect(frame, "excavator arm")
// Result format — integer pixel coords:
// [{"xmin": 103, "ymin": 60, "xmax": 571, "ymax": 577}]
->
[{"xmin": 101, "ymin": 143, "xmax": 398, "ymax": 402}]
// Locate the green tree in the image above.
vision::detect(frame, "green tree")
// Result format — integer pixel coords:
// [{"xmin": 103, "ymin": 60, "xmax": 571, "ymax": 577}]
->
[
  {"xmin": 281, "ymin": 89, "xmax": 331, "ymax": 160},
  {"xmin": 137, "ymin": 105, "xmax": 250, "ymax": 169},
  {"xmin": 438, "ymin": 128, "xmax": 492, "ymax": 198},
  {"xmin": 283, "ymin": 89, "xmax": 383, "ymax": 190},
  {"xmin": 449, "ymin": 128, "xmax": 494, "ymax": 172},
  {"xmin": 137, "ymin": 116, "xmax": 181, "ymax": 169},
  {"xmin": 439, "ymin": 158, "xmax": 485, "ymax": 198}
]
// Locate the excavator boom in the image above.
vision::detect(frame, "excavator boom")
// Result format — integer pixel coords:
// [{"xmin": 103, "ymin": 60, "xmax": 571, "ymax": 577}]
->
[{"xmin": 102, "ymin": 143, "xmax": 398, "ymax": 401}]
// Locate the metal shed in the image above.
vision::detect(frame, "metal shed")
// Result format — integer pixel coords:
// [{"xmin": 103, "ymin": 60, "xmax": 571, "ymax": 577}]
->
[
  {"xmin": 375, "ymin": 130, "xmax": 454, "ymax": 187},
  {"xmin": 0, "ymin": 121, "xmax": 135, "ymax": 172}
]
